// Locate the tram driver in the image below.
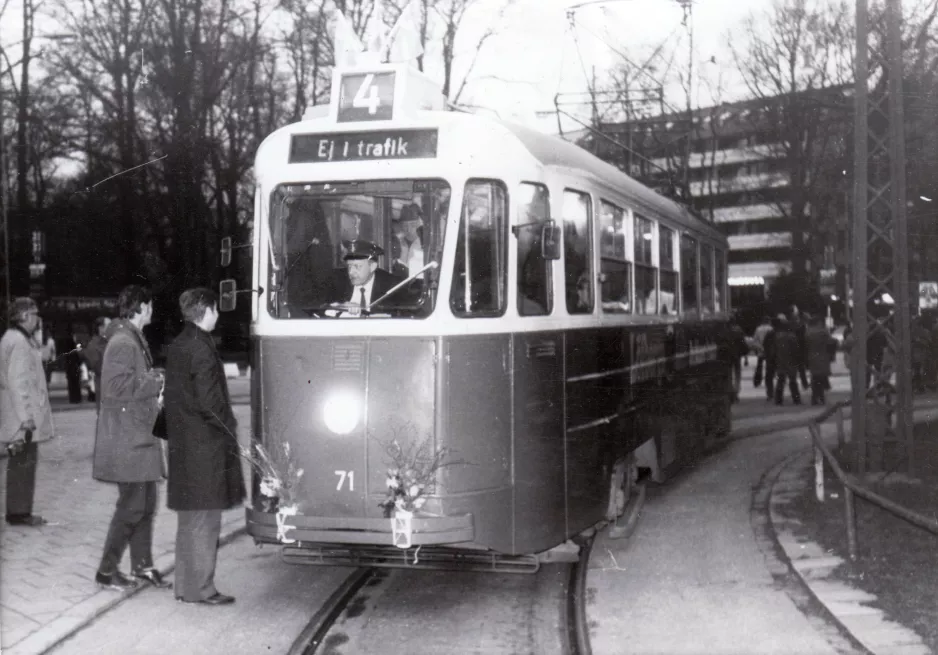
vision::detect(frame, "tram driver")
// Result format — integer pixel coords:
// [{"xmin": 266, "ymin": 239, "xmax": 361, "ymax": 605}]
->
[{"xmin": 327, "ymin": 240, "xmax": 402, "ymax": 308}]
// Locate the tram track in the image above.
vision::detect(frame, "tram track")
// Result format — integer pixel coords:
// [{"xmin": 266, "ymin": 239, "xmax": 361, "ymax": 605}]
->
[{"xmin": 289, "ymin": 536, "xmax": 596, "ymax": 655}]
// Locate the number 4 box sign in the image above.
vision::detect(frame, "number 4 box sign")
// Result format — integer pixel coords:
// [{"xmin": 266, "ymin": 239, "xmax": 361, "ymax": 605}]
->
[
  {"xmin": 329, "ymin": 63, "xmax": 446, "ymax": 124},
  {"xmin": 337, "ymin": 72, "xmax": 396, "ymax": 122}
]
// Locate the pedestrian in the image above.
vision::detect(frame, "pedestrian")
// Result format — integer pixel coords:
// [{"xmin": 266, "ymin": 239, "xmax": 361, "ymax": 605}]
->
[
  {"xmin": 727, "ymin": 317, "xmax": 748, "ymax": 402},
  {"xmin": 92, "ymin": 286, "xmax": 170, "ymax": 591},
  {"xmin": 804, "ymin": 315, "xmax": 836, "ymax": 405},
  {"xmin": 752, "ymin": 316, "xmax": 773, "ymax": 388},
  {"xmin": 0, "ymin": 298, "xmax": 55, "ymax": 526},
  {"xmin": 39, "ymin": 322, "xmax": 56, "ymax": 385},
  {"xmin": 64, "ymin": 331, "xmax": 83, "ymax": 404},
  {"xmin": 791, "ymin": 306, "xmax": 810, "ymax": 391},
  {"xmin": 911, "ymin": 316, "xmax": 930, "ymax": 393},
  {"xmin": 166, "ymin": 287, "xmax": 244, "ymax": 606},
  {"xmin": 763, "ymin": 317, "xmax": 779, "ymax": 401},
  {"xmin": 80, "ymin": 316, "xmax": 111, "ymax": 412},
  {"xmin": 773, "ymin": 315, "xmax": 802, "ymax": 405}
]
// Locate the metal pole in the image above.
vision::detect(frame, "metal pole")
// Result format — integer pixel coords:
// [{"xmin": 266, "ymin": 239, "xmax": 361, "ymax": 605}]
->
[
  {"xmin": 852, "ymin": 0, "xmax": 870, "ymax": 473},
  {"xmin": 886, "ymin": 0, "xmax": 913, "ymax": 475},
  {"xmin": 845, "ymin": 487, "xmax": 858, "ymax": 561}
]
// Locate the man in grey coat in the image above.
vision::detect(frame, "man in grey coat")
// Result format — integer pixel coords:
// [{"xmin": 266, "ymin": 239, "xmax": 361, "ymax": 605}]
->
[
  {"xmin": 1, "ymin": 297, "xmax": 55, "ymax": 526},
  {"xmin": 166, "ymin": 287, "xmax": 245, "ymax": 606},
  {"xmin": 92, "ymin": 286, "xmax": 170, "ymax": 591}
]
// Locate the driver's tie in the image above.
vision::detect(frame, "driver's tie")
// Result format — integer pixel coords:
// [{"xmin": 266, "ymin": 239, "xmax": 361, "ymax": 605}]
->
[{"xmin": 359, "ymin": 287, "xmax": 367, "ymax": 310}]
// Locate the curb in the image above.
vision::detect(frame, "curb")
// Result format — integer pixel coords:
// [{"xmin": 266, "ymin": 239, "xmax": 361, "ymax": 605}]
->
[
  {"xmin": 15, "ymin": 520, "xmax": 247, "ymax": 655},
  {"xmin": 769, "ymin": 453, "xmax": 931, "ymax": 655}
]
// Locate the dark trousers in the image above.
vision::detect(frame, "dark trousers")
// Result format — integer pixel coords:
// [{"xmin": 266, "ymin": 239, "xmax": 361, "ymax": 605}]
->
[
  {"xmin": 6, "ymin": 441, "xmax": 38, "ymax": 518},
  {"xmin": 175, "ymin": 509, "xmax": 222, "ymax": 602},
  {"xmin": 811, "ymin": 374, "xmax": 829, "ymax": 405},
  {"xmin": 98, "ymin": 481, "xmax": 157, "ymax": 575},
  {"xmin": 775, "ymin": 371, "xmax": 802, "ymax": 404},
  {"xmin": 66, "ymin": 371, "xmax": 82, "ymax": 403},
  {"xmin": 764, "ymin": 361, "xmax": 776, "ymax": 398}
]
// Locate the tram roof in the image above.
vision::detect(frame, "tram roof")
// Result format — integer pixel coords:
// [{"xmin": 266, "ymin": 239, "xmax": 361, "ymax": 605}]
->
[
  {"xmin": 259, "ymin": 108, "xmax": 724, "ymax": 243},
  {"xmin": 497, "ymin": 120, "xmax": 725, "ymax": 243}
]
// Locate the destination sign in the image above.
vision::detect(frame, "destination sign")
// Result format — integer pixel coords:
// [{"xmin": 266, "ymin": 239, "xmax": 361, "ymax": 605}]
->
[{"xmin": 289, "ymin": 129, "xmax": 438, "ymax": 164}]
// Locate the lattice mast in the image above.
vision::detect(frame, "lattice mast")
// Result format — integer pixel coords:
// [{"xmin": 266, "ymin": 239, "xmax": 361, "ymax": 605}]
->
[{"xmin": 851, "ymin": 0, "xmax": 913, "ymax": 474}]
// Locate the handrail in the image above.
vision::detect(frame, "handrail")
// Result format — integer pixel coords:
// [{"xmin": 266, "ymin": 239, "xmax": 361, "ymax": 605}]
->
[{"xmin": 806, "ymin": 399, "xmax": 938, "ymax": 561}]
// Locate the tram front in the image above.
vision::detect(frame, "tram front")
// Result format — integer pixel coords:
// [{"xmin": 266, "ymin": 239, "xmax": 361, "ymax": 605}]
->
[{"xmin": 225, "ymin": 62, "xmax": 541, "ymax": 565}]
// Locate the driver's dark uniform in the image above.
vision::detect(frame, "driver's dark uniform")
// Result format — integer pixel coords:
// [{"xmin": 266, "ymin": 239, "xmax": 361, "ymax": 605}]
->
[{"xmin": 327, "ymin": 267, "xmax": 402, "ymax": 305}]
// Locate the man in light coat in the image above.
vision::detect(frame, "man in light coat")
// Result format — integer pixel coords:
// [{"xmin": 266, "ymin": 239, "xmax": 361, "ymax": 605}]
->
[
  {"xmin": 0, "ymin": 297, "xmax": 55, "ymax": 526},
  {"xmin": 166, "ymin": 287, "xmax": 245, "ymax": 606},
  {"xmin": 92, "ymin": 286, "xmax": 170, "ymax": 591}
]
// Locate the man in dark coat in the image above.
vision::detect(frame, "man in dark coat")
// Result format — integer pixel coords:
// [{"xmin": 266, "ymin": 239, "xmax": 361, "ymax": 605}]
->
[
  {"xmin": 93, "ymin": 286, "xmax": 169, "ymax": 591},
  {"xmin": 327, "ymin": 240, "xmax": 403, "ymax": 307},
  {"xmin": 804, "ymin": 316, "xmax": 836, "ymax": 405},
  {"xmin": 166, "ymin": 287, "xmax": 245, "ymax": 606},
  {"xmin": 773, "ymin": 316, "xmax": 803, "ymax": 406}
]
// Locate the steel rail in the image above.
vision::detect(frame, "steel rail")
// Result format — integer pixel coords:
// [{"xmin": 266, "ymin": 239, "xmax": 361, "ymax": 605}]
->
[
  {"xmin": 289, "ymin": 567, "xmax": 376, "ymax": 655},
  {"xmin": 807, "ymin": 400, "xmax": 938, "ymax": 561},
  {"xmin": 566, "ymin": 535, "xmax": 595, "ymax": 655}
]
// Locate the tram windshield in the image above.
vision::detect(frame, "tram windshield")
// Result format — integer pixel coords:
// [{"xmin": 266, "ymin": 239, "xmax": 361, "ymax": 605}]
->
[{"xmin": 267, "ymin": 179, "xmax": 450, "ymax": 318}]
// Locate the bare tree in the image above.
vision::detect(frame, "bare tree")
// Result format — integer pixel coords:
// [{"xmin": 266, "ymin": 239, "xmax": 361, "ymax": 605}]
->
[{"xmin": 729, "ymin": 0, "xmax": 854, "ymax": 278}]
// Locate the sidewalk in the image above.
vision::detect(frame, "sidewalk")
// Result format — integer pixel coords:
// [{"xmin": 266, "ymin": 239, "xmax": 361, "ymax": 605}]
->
[{"xmin": 0, "ymin": 407, "xmax": 250, "ymax": 655}]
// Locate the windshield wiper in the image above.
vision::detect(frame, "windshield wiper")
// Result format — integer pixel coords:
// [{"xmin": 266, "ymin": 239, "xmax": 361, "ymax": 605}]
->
[{"xmin": 370, "ymin": 261, "xmax": 439, "ymax": 310}]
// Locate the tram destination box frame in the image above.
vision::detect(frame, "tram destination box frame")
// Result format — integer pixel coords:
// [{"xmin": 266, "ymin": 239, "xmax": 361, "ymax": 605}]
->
[{"xmin": 289, "ymin": 128, "xmax": 439, "ymax": 164}]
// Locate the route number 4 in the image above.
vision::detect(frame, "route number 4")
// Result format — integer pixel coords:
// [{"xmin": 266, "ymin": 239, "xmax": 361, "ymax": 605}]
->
[
  {"xmin": 335, "ymin": 470, "xmax": 355, "ymax": 491},
  {"xmin": 352, "ymin": 74, "xmax": 381, "ymax": 115}
]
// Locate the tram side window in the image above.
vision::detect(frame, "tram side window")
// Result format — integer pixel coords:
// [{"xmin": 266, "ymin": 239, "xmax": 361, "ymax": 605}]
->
[
  {"xmin": 700, "ymin": 243, "xmax": 714, "ymax": 314},
  {"xmin": 599, "ymin": 201, "xmax": 631, "ymax": 313},
  {"xmin": 680, "ymin": 234, "xmax": 699, "ymax": 314},
  {"xmin": 659, "ymin": 225, "xmax": 678, "ymax": 315},
  {"xmin": 634, "ymin": 214, "xmax": 657, "ymax": 315},
  {"xmin": 715, "ymin": 248, "xmax": 726, "ymax": 312},
  {"xmin": 516, "ymin": 183, "xmax": 552, "ymax": 316},
  {"xmin": 563, "ymin": 190, "xmax": 593, "ymax": 314},
  {"xmin": 449, "ymin": 180, "xmax": 508, "ymax": 317}
]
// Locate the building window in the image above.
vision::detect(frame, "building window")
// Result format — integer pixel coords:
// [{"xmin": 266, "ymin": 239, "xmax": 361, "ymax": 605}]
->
[
  {"xmin": 516, "ymin": 182, "xmax": 552, "ymax": 316},
  {"xmin": 659, "ymin": 225, "xmax": 678, "ymax": 315},
  {"xmin": 681, "ymin": 234, "xmax": 699, "ymax": 313},
  {"xmin": 563, "ymin": 189, "xmax": 593, "ymax": 314},
  {"xmin": 599, "ymin": 200, "xmax": 631, "ymax": 313}
]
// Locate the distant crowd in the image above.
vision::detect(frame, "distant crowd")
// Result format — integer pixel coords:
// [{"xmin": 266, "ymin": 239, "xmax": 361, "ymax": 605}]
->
[{"xmin": 727, "ymin": 307, "xmax": 838, "ymax": 406}]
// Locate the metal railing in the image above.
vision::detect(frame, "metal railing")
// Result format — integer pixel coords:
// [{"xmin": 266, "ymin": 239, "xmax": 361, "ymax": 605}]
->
[{"xmin": 808, "ymin": 400, "xmax": 938, "ymax": 560}]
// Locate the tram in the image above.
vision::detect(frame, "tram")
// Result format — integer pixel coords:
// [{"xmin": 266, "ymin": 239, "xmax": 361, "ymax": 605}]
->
[{"xmin": 221, "ymin": 60, "xmax": 732, "ymax": 571}]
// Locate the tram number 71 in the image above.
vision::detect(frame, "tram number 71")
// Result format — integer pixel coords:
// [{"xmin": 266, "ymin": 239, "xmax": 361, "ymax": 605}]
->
[{"xmin": 335, "ymin": 470, "xmax": 355, "ymax": 491}]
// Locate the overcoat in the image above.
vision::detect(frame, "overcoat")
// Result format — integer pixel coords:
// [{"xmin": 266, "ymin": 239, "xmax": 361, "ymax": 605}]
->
[
  {"xmin": 165, "ymin": 323, "xmax": 245, "ymax": 511},
  {"xmin": 0, "ymin": 327, "xmax": 54, "ymax": 447},
  {"xmin": 92, "ymin": 320, "xmax": 164, "ymax": 482},
  {"xmin": 773, "ymin": 326, "xmax": 800, "ymax": 376},
  {"xmin": 804, "ymin": 325, "xmax": 835, "ymax": 377}
]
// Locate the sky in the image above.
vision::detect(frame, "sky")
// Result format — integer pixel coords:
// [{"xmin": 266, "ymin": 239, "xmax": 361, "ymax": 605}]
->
[{"xmin": 0, "ymin": 0, "xmax": 774, "ymax": 134}]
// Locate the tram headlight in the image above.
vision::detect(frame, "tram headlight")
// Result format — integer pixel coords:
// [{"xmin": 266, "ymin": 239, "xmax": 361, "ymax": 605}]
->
[{"xmin": 322, "ymin": 390, "xmax": 361, "ymax": 435}]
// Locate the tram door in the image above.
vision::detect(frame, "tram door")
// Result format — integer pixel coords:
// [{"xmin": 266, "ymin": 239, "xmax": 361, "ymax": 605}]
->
[{"xmin": 512, "ymin": 330, "xmax": 565, "ymax": 553}]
